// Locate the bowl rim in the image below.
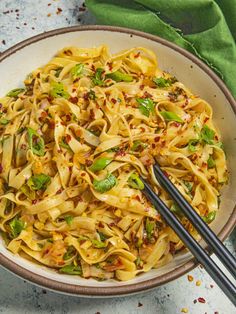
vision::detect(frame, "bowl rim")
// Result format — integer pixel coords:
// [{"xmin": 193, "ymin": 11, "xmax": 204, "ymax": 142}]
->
[{"xmin": 0, "ymin": 25, "xmax": 235, "ymax": 297}]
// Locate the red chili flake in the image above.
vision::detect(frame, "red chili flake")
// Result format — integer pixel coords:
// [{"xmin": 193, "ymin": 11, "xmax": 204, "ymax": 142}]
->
[
  {"xmin": 143, "ymin": 91, "xmax": 152, "ymax": 98},
  {"xmin": 154, "ymin": 136, "xmax": 160, "ymax": 142},
  {"xmin": 214, "ymin": 312, "xmax": 219, "ymax": 314},
  {"xmin": 64, "ymin": 49, "xmax": 72, "ymax": 56},
  {"xmin": 48, "ymin": 119, "xmax": 55, "ymax": 129},
  {"xmin": 81, "ymin": 172, "xmax": 86, "ymax": 177},
  {"xmin": 85, "ymin": 159, "xmax": 93, "ymax": 167},
  {"xmin": 184, "ymin": 99, "xmax": 189, "ymax": 106},
  {"xmin": 169, "ymin": 242, "xmax": 176, "ymax": 254},
  {"xmin": 21, "ymin": 144, "xmax": 27, "ymax": 150},
  {"xmin": 134, "ymin": 52, "xmax": 140, "ymax": 58},
  {"xmin": 56, "ymin": 188, "xmax": 63, "ymax": 195},
  {"xmin": 65, "ymin": 134, "xmax": 72, "ymax": 143},
  {"xmin": 65, "ymin": 114, "xmax": 71, "ymax": 122},
  {"xmin": 98, "ymin": 222, "xmax": 104, "ymax": 228},
  {"xmin": 163, "ymin": 171, "xmax": 169, "ymax": 178},
  {"xmin": 41, "ymin": 111, "xmax": 48, "ymax": 119},
  {"xmin": 135, "ymin": 195, "xmax": 141, "ymax": 202},
  {"xmin": 109, "ymin": 222, "xmax": 115, "ymax": 227},
  {"xmin": 79, "ymin": 7, "xmax": 86, "ymax": 11},
  {"xmin": 75, "ymin": 129, "xmax": 82, "ymax": 137},
  {"xmin": 202, "ymin": 162, "xmax": 207, "ymax": 168},
  {"xmin": 198, "ymin": 297, "xmax": 206, "ymax": 304},
  {"xmin": 91, "ymin": 64, "xmax": 95, "ymax": 71},
  {"xmin": 90, "ymin": 109, "xmax": 95, "ymax": 120},
  {"xmin": 0, "ymin": 164, "xmax": 3, "ymax": 173},
  {"xmin": 140, "ymin": 84, "xmax": 145, "ymax": 90},
  {"xmin": 47, "ymin": 13, "xmax": 51, "ymax": 17},
  {"xmin": 173, "ymin": 122, "xmax": 181, "ymax": 127},
  {"xmin": 210, "ymin": 284, "xmax": 214, "ymax": 288},
  {"xmin": 69, "ymin": 96, "xmax": 78, "ymax": 104},
  {"xmin": 107, "ymin": 62, "xmax": 113, "ymax": 71},
  {"xmin": 83, "ymin": 93, "xmax": 89, "ymax": 100},
  {"xmin": 214, "ymin": 135, "xmax": 219, "ymax": 141},
  {"xmin": 0, "ymin": 103, "xmax": 2, "ymax": 109},
  {"xmin": 32, "ymin": 199, "xmax": 37, "ymax": 205},
  {"xmin": 48, "ymin": 3, "xmax": 51, "ymax": 6},
  {"xmin": 56, "ymin": 7, "xmax": 63, "ymax": 15},
  {"xmin": 111, "ymin": 98, "xmax": 116, "ymax": 104},
  {"xmin": 138, "ymin": 302, "xmax": 143, "ymax": 307},
  {"xmin": 204, "ymin": 117, "xmax": 209, "ymax": 123},
  {"xmin": 151, "ymin": 143, "xmax": 156, "ymax": 149},
  {"xmin": 115, "ymin": 149, "xmax": 126, "ymax": 157}
]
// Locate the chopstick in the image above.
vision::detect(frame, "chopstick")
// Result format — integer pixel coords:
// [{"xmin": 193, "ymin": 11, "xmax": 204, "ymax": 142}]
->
[
  {"xmin": 153, "ymin": 163, "xmax": 236, "ymax": 279},
  {"xmin": 141, "ymin": 175, "xmax": 236, "ymax": 306}
]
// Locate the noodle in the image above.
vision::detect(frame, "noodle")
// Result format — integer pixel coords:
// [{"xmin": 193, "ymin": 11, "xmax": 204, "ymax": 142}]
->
[{"xmin": 0, "ymin": 45, "xmax": 227, "ymax": 281}]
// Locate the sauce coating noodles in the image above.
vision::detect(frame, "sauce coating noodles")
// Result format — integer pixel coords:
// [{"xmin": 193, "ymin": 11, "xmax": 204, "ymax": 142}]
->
[{"xmin": 0, "ymin": 45, "xmax": 227, "ymax": 281}]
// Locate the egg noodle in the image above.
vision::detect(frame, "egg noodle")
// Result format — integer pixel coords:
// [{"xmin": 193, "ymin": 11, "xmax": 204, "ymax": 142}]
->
[{"xmin": 0, "ymin": 45, "xmax": 227, "ymax": 281}]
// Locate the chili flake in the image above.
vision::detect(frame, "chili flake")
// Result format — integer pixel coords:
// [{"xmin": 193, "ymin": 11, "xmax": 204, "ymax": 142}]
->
[
  {"xmin": 187, "ymin": 275, "xmax": 194, "ymax": 282},
  {"xmin": 198, "ymin": 297, "xmax": 206, "ymax": 303}
]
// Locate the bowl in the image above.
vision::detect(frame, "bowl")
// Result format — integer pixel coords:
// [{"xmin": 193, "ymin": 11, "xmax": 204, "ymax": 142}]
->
[{"xmin": 0, "ymin": 25, "xmax": 235, "ymax": 297}]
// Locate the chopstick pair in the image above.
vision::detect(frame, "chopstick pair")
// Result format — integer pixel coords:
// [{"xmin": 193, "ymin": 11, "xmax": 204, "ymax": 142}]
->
[{"xmin": 141, "ymin": 163, "xmax": 236, "ymax": 306}]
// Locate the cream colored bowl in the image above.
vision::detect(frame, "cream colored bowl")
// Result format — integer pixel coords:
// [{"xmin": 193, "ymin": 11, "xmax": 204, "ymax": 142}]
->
[{"xmin": 0, "ymin": 26, "xmax": 235, "ymax": 297}]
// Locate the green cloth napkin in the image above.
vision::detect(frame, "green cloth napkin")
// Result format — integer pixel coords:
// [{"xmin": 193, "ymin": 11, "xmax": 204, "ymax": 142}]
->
[{"xmin": 85, "ymin": 0, "xmax": 236, "ymax": 98}]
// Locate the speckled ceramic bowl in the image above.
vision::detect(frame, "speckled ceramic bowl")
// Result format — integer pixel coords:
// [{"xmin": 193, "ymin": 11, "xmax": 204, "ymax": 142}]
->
[{"xmin": 0, "ymin": 26, "xmax": 235, "ymax": 297}]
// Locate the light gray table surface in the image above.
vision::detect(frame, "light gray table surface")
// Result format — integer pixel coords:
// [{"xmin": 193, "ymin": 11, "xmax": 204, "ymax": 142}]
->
[{"xmin": 0, "ymin": 1, "xmax": 235, "ymax": 313}]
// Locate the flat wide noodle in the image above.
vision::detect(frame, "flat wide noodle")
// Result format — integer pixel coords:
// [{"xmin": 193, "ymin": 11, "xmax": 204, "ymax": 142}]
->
[{"xmin": 0, "ymin": 45, "xmax": 227, "ymax": 281}]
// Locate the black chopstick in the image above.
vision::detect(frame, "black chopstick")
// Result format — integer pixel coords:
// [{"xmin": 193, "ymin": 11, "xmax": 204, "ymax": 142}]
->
[
  {"xmin": 153, "ymin": 163, "xmax": 236, "ymax": 280},
  {"xmin": 141, "ymin": 179, "xmax": 236, "ymax": 306}
]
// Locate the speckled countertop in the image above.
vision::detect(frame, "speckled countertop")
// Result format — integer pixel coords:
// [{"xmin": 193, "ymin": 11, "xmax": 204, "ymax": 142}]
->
[{"xmin": 0, "ymin": 1, "xmax": 235, "ymax": 313}]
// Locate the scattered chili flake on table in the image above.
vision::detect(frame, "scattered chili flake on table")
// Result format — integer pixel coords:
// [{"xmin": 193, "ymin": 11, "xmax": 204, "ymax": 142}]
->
[
  {"xmin": 2, "ymin": 40, "xmax": 6, "ymax": 45},
  {"xmin": 181, "ymin": 308, "xmax": 188, "ymax": 313},
  {"xmin": 138, "ymin": 302, "xmax": 143, "ymax": 307},
  {"xmin": 193, "ymin": 299, "xmax": 197, "ymax": 304},
  {"xmin": 47, "ymin": 13, "xmax": 51, "ymax": 17},
  {"xmin": 187, "ymin": 275, "xmax": 194, "ymax": 282},
  {"xmin": 56, "ymin": 7, "xmax": 62, "ymax": 15},
  {"xmin": 210, "ymin": 284, "xmax": 214, "ymax": 288},
  {"xmin": 198, "ymin": 297, "xmax": 206, "ymax": 303}
]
